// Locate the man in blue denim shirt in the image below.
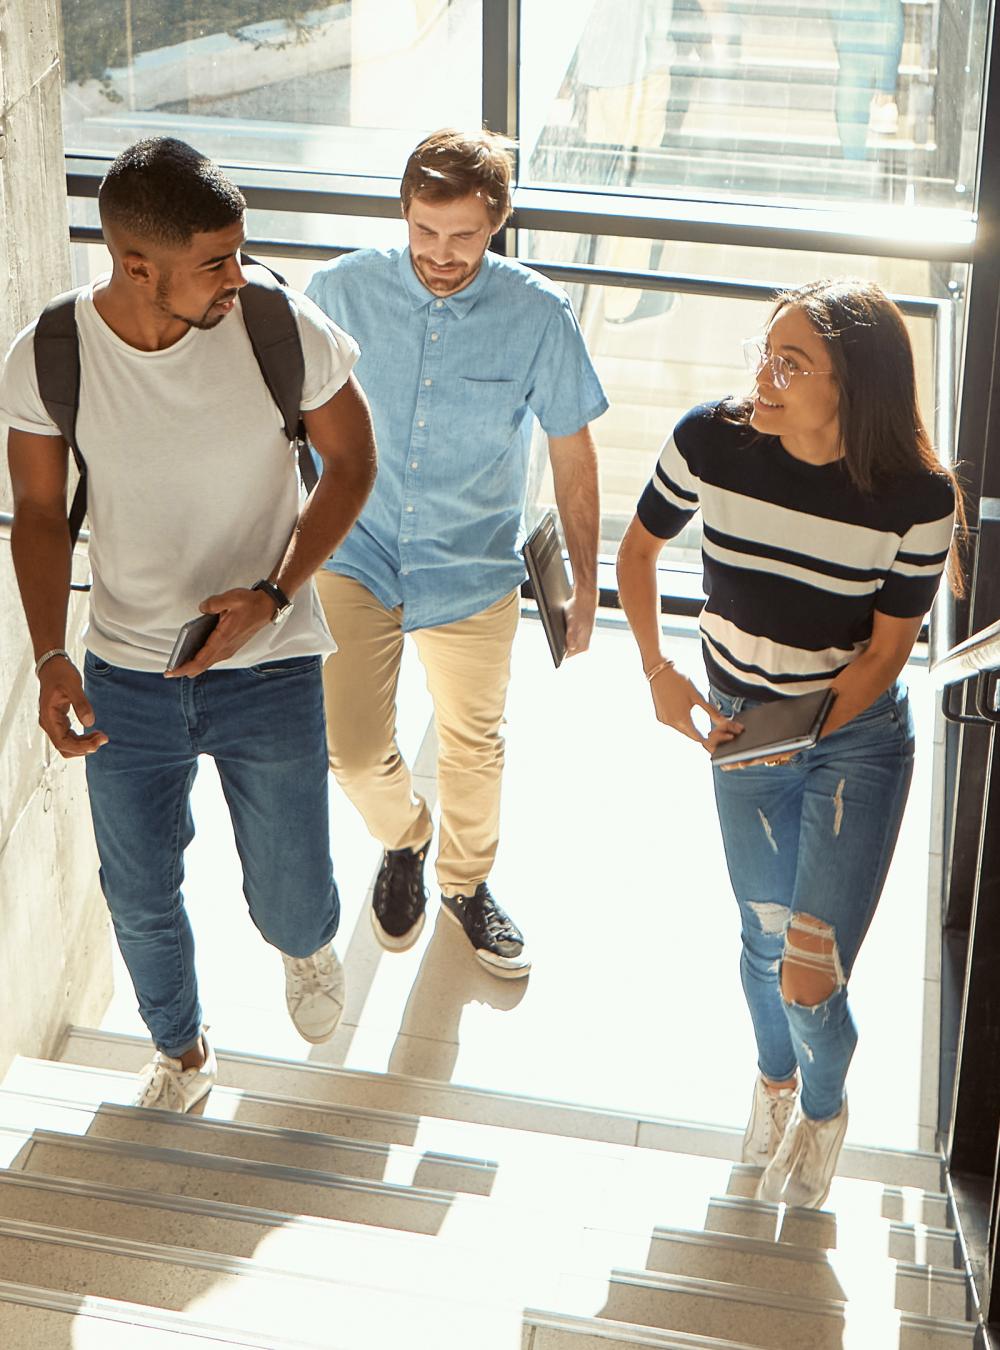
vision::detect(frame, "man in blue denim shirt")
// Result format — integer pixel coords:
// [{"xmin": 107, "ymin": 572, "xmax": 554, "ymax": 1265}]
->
[{"xmin": 307, "ymin": 128, "xmax": 608, "ymax": 978}]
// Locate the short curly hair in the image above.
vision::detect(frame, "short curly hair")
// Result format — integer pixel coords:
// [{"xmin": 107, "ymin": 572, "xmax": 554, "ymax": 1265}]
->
[
  {"xmin": 99, "ymin": 137, "xmax": 245, "ymax": 248},
  {"xmin": 400, "ymin": 128, "xmax": 516, "ymax": 227}
]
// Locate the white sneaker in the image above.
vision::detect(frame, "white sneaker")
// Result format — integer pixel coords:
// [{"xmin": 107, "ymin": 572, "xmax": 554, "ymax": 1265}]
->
[
  {"xmin": 869, "ymin": 98, "xmax": 899, "ymax": 135},
  {"xmin": 282, "ymin": 943, "xmax": 345, "ymax": 1043},
  {"xmin": 741, "ymin": 1074, "xmax": 798, "ymax": 1166},
  {"xmin": 757, "ymin": 1097, "xmax": 849, "ymax": 1209},
  {"xmin": 133, "ymin": 1031, "xmax": 217, "ymax": 1113}
]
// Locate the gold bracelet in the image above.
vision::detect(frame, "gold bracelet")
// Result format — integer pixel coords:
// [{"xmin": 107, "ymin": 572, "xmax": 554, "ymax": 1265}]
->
[{"xmin": 644, "ymin": 657, "xmax": 675, "ymax": 683}]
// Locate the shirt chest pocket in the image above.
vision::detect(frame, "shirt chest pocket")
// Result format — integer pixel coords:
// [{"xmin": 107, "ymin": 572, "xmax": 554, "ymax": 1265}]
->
[{"xmin": 458, "ymin": 377, "xmax": 521, "ymax": 435}]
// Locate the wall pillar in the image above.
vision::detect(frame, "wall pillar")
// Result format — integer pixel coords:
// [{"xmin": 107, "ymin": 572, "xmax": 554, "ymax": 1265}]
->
[{"xmin": 0, "ymin": 0, "xmax": 112, "ymax": 1077}]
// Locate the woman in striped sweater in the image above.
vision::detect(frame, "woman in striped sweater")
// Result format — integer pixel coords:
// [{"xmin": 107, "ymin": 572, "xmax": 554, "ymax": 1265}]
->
[{"xmin": 617, "ymin": 278, "xmax": 962, "ymax": 1209}]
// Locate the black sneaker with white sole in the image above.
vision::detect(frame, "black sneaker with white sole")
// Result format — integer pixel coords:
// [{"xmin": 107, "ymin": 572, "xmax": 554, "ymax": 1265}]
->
[
  {"xmin": 371, "ymin": 839, "xmax": 431, "ymax": 951},
  {"xmin": 440, "ymin": 883, "xmax": 531, "ymax": 978}
]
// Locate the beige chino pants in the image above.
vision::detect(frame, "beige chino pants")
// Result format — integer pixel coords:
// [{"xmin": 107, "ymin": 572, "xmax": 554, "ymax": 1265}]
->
[{"xmin": 316, "ymin": 571, "xmax": 520, "ymax": 897}]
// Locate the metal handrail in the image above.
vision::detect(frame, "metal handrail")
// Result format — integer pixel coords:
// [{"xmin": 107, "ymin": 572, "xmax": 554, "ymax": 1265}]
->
[{"xmin": 930, "ymin": 617, "xmax": 1000, "ymax": 688}]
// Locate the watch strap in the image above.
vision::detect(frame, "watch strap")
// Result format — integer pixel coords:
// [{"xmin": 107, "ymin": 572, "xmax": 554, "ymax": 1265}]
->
[{"xmin": 251, "ymin": 578, "xmax": 291, "ymax": 615}]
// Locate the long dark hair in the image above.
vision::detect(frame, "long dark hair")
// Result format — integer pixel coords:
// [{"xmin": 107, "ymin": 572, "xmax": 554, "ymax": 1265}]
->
[{"xmin": 728, "ymin": 278, "xmax": 967, "ymax": 595}]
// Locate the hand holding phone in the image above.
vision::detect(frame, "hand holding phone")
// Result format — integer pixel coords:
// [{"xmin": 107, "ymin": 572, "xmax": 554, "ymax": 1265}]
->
[{"xmin": 165, "ymin": 613, "xmax": 219, "ymax": 674}]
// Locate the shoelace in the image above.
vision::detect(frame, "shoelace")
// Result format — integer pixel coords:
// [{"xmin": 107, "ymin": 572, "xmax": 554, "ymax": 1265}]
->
[
  {"xmin": 376, "ymin": 851, "xmax": 425, "ymax": 911},
  {"xmin": 765, "ymin": 1090, "xmax": 795, "ymax": 1149},
  {"xmin": 470, "ymin": 893, "xmax": 517, "ymax": 942},
  {"xmin": 781, "ymin": 1110, "xmax": 822, "ymax": 1185},
  {"xmin": 136, "ymin": 1054, "xmax": 193, "ymax": 1111},
  {"xmin": 286, "ymin": 950, "xmax": 335, "ymax": 998}
]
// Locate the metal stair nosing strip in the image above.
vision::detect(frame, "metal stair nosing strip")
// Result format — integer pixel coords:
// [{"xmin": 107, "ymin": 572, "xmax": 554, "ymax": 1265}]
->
[
  {"xmin": 0, "ymin": 1167, "xmax": 454, "ymax": 1258},
  {"xmin": 601, "ymin": 1263, "xmax": 976, "ymax": 1332},
  {"xmin": 0, "ymin": 1169, "xmax": 967, "ymax": 1317},
  {"xmin": 703, "ymin": 1191, "xmax": 959, "ymax": 1245},
  {"xmin": 0, "ymin": 1277, "xmax": 321, "ymax": 1349},
  {"xmin": 57, "ymin": 1026, "xmax": 947, "ymax": 1191},
  {"xmin": 13, "ymin": 1126, "xmax": 461, "ymax": 1209},
  {"xmin": 648, "ymin": 1218, "xmax": 967, "ymax": 1289},
  {"xmin": 0, "ymin": 1088, "xmax": 498, "ymax": 1181},
  {"xmin": 0, "ymin": 1214, "xmax": 525, "ymax": 1317}
]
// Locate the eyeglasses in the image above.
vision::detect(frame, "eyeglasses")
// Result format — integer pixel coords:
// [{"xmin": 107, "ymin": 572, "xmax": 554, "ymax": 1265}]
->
[{"xmin": 741, "ymin": 337, "xmax": 834, "ymax": 391}]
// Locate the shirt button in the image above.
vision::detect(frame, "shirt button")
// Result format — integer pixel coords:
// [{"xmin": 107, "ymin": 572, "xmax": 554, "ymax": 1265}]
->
[
  {"xmin": 424, "ymin": 379, "xmax": 432, "ymax": 387},
  {"xmin": 430, "ymin": 332, "xmax": 439, "ymax": 341},
  {"xmin": 434, "ymin": 300, "xmax": 444, "ymax": 308},
  {"xmin": 402, "ymin": 568, "xmax": 410, "ymax": 576},
  {"xmin": 411, "ymin": 461, "xmax": 419, "ymax": 469},
  {"xmin": 406, "ymin": 505, "xmax": 414, "ymax": 512},
  {"xmin": 417, "ymin": 419, "xmax": 425, "ymax": 428}
]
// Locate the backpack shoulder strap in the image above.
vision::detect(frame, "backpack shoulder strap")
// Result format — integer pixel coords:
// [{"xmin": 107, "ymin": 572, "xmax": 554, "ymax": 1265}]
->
[
  {"xmin": 34, "ymin": 286, "xmax": 85, "ymax": 457},
  {"xmin": 34, "ymin": 286, "xmax": 89, "ymax": 547},
  {"xmin": 238, "ymin": 257, "xmax": 317, "ymax": 493}
]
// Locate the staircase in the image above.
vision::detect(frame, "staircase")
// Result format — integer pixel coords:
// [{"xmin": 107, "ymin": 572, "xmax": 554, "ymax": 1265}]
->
[
  {"xmin": 530, "ymin": 0, "xmax": 946, "ymax": 207},
  {"xmin": 0, "ymin": 1025, "xmax": 977, "ymax": 1348}
]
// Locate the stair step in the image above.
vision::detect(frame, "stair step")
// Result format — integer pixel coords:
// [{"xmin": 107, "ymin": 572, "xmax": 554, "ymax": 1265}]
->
[
  {"xmin": 0, "ymin": 1215, "xmax": 974, "ymax": 1350},
  {"xmin": 0, "ymin": 1089, "xmax": 497, "ymax": 1195},
  {"xmin": 523, "ymin": 1304, "xmax": 973, "ymax": 1349},
  {"xmin": 10, "ymin": 1128, "xmax": 463, "ymax": 1237},
  {"xmin": 55, "ymin": 1028, "xmax": 946, "ymax": 1191},
  {"xmin": 552, "ymin": 1267, "xmax": 975, "ymax": 1348},
  {"xmin": 645, "ymin": 1223, "xmax": 968, "ymax": 1319},
  {"xmin": 1, "ymin": 1067, "xmax": 956, "ymax": 1267},
  {"xmin": 524, "ymin": 1309, "xmax": 771, "ymax": 1349},
  {"xmin": 0, "ymin": 1219, "xmax": 528, "ymax": 1349},
  {"xmin": 703, "ymin": 1192, "xmax": 959, "ymax": 1265},
  {"xmin": 0, "ymin": 1281, "xmax": 307, "ymax": 1348},
  {"xmin": 0, "ymin": 1165, "xmax": 963, "ymax": 1321}
]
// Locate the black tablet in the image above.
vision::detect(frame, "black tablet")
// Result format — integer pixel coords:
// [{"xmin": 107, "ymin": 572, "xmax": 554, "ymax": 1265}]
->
[
  {"xmin": 711, "ymin": 688, "xmax": 836, "ymax": 767},
  {"xmin": 523, "ymin": 511, "xmax": 572, "ymax": 668}
]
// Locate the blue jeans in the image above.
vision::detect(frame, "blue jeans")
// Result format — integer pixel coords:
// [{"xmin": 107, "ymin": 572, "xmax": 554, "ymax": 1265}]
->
[
  {"xmin": 831, "ymin": 0, "xmax": 905, "ymax": 158},
  {"xmin": 84, "ymin": 651, "xmax": 340, "ymax": 1058},
  {"xmin": 711, "ymin": 681, "xmax": 914, "ymax": 1121}
]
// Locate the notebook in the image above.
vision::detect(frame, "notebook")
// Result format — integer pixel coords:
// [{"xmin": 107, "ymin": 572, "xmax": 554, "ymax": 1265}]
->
[
  {"xmin": 522, "ymin": 511, "xmax": 573, "ymax": 668},
  {"xmin": 710, "ymin": 688, "xmax": 836, "ymax": 767}
]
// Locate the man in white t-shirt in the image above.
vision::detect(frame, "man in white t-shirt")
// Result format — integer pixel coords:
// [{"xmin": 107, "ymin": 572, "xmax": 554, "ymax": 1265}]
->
[{"xmin": 0, "ymin": 138, "xmax": 376, "ymax": 1112}]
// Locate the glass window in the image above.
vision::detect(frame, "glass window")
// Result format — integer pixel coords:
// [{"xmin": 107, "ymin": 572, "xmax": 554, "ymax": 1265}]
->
[
  {"xmin": 61, "ymin": 1, "xmax": 482, "ymax": 173},
  {"xmin": 520, "ymin": 0, "xmax": 989, "ymax": 213}
]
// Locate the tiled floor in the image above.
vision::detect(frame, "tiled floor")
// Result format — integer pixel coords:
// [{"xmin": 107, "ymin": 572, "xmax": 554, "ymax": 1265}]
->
[{"xmin": 99, "ymin": 613, "xmax": 942, "ymax": 1154}]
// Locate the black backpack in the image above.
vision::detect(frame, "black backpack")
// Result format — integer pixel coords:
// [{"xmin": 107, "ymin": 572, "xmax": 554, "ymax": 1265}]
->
[{"xmin": 33, "ymin": 257, "xmax": 317, "ymax": 590}]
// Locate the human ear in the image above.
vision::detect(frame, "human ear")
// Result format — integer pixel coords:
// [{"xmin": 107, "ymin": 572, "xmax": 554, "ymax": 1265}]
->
[{"xmin": 122, "ymin": 250, "xmax": 154, "ymax": 287}]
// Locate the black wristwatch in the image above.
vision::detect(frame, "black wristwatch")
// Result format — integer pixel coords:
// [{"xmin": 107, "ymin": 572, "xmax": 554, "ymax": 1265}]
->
[{"xmin": 251, "ymin": 578, "xmax": 292, "ymax": 624}]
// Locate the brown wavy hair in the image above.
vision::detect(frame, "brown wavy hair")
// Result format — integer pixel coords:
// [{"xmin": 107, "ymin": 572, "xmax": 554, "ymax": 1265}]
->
[
  {"xmin": 727, "ymin": 278, "xmax": 967, "ymax": 595},
  {"xmin": 400, "ymin": 128, "xmax": 516, "ymax": 228}
]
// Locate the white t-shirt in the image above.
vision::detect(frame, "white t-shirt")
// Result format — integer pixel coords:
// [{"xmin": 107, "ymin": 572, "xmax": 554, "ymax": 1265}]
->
[{"xmin": 0, "ymin": 279, "xmax": 359, "ymax": 671}]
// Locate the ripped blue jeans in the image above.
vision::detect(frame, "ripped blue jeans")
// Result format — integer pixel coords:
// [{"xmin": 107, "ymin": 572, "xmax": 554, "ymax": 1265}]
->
[{"xmin": 711, "ymin": 681, "xmax": 914, "ymax": 1121}]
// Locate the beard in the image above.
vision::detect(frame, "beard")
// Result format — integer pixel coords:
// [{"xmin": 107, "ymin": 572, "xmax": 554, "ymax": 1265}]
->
[
  {"xmin": 154, "ymin": 276, "xmax": 238, "ymax": 330},
  {"xmin": 410, "ymin": 252, "xmax": 482, "ymax": 297}
]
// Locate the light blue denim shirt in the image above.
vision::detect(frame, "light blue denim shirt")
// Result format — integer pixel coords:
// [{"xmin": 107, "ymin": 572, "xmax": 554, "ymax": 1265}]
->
[{"xmin": 306, "ymin": 247, "xmax": 608, "ymax": 631}]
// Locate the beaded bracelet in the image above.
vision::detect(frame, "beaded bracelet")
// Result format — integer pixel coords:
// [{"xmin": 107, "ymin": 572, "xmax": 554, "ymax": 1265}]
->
[{"xmin": 644, "ymin": 657, "xmax": 675, "ymax": 683}]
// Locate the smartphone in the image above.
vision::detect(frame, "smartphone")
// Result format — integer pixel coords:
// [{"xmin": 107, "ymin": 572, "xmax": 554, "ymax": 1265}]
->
[{"xmin": 165, "ymin": 613, "xmax": 219, "ymax": 672}]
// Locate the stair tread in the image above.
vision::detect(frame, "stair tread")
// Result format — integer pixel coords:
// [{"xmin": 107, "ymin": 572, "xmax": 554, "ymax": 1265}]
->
[
  {"xmin": 0, "ymin": 1074, "xmax": 951, "ymax": 1217},
  {"xmin": 52, "ymin": 1028, "xmax": 946, "ymax": 1191},
  {"xmin": 0, "ymin": 1218, "xmax": 974, "ymax": 1350},
  {"xmin": 0, "ymin": 1281, "xmax": 310, "ymax": 1349}
]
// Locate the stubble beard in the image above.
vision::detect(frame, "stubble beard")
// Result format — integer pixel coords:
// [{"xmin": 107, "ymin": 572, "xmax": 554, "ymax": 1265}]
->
[
  {"xmin": 154, "ymin": 275, "xmax": 237, "ymax": 331},
  {"xmin": 411, "ymin": 253, "xmax": 482, "ymax": 298}
]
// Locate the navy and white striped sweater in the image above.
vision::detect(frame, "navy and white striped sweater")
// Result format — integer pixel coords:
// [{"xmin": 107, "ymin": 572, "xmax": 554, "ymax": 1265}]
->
[{"xmin": 637, "ymin": 402, "xmax": 956, "ymax": 700}]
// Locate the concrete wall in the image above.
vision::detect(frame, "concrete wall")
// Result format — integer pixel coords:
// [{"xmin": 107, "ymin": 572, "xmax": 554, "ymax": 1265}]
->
[{"xmin": 0, "ymin": 0, "xmax": 111, "ymax": 1078}]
